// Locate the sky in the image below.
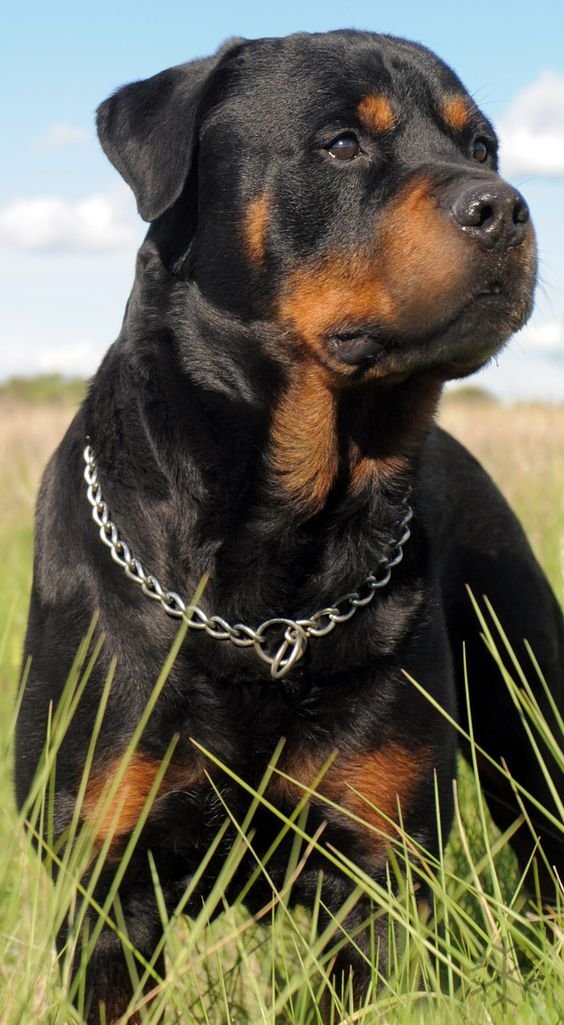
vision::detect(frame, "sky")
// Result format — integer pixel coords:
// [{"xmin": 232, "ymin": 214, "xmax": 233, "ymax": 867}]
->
[{"xmin": 1, "ymin": 0, "xmax": 563, "ymax": 400}]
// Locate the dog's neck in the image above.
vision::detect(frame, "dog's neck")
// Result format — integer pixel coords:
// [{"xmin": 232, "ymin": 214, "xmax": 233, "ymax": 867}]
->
[
  {"xmin": 268, "ymin": 360, "xmax": 442, "ymax": 516},
  {"xmin": 116, "ymin": 246, "xmax": 441, "ymax": 525}
]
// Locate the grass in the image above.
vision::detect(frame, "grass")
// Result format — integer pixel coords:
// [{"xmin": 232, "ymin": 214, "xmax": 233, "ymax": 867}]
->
[
  {"xmin": 0, "ymin": 391, "xmax": 562, "ymax": 1024},
  {"xmin": 0, "ymin": 373, "xmax": 87, "ymax": 406}
]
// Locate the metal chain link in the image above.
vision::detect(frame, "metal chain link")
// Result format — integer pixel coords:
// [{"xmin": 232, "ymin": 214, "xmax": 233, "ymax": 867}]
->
[{"xmin": 83, "ymin": 444, "xmax": 413, "ymax": 680}]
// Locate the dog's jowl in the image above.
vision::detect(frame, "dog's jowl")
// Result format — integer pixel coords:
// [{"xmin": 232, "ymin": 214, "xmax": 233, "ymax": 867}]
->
[{"xmin": 15, "ymin": 30, "xmax": 563, "ymax": 1024}]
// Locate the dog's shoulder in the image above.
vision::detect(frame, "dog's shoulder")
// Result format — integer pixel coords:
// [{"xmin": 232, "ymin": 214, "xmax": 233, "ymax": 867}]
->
[{"xmin": 418, "ymin": 423, "xmax": 528, "ymax": 552}]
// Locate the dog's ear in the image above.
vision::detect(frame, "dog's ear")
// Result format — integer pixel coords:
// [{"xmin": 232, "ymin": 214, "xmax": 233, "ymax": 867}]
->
[{"xmin": 96, "ymin": 43, "xmax": 242, "ymax": 222}]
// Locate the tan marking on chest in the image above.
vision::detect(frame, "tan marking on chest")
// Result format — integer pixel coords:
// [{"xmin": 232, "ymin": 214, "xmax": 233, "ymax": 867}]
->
[
  {"xmin": 270, "ymin": 361, "xmax": 339, "ymax": 512},
  {"xmin": 273, "ymin": 741, "xmax": 430, "ymax": 840},
  {"xmin": 349, "ymin": 451, "xmax": 409, "ymax": 492},
  {"xmin": 348, "ymin": 376, "xmax": 443, "ymax": 492},
  {"xmin": 244, "ymin": 194, "xmax": 270, "ymax": 265}
]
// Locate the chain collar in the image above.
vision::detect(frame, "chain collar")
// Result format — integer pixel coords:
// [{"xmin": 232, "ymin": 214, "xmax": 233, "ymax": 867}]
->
[{"xmin": 83, "ymin": 444, "xmax": 413, "ymax": 679}]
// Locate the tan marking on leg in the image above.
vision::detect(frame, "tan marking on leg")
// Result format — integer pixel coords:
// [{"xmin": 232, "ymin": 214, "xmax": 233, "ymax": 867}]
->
[
  {"xmin": 327, "ymin": 744, "xmax": 430, "ymax": 834},
  {"xmin": 357, "ymin": 94, "xmax": 397, "ymax": 133},
  {"xmin": 84, "ymin": 753, "xmax": 202, "ymax": 848},
  {"xmin": 98, "ymin": 991, "xmax": 142, "ymax": 1025},
  {"xmin": 273, "ymin": 742, "xmax": 431, "ymax": 841}
]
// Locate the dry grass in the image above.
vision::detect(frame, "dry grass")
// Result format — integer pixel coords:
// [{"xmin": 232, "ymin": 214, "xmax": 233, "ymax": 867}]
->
[
  {"xmin": 0, "ymin": 400, "xmax": 77, "ymax": 680},
  {"xmin": 0, "ymin": 399, "xmax": 76, "ymax": 526}
]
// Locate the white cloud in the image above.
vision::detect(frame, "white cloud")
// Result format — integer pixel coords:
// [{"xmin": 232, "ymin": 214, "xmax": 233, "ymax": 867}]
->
[
  {"xmin": 499, "ymin": 71, "xmax": 564, "ymax": 177},
  {"xmin": 0, "ymin": 339, "xmax": 102, "ymax": 379},
  {"xmin": 0, "ymin": 186, "xmax": 139, "ymax": 253},
  {"xmin": 517, "ymin": 319, "xmax": 564, "ymax": 354},
  {"xmin": 33, "ymin": 121, "xmax": 91, "ymax": 150},
  {"xmin": 34, "ymin": 339, "xmax": 102, "ymax": 376}
]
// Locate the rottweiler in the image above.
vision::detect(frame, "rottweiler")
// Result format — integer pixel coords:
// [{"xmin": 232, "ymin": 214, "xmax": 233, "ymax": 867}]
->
[{"xmin": 15, "ymin": 29, "xmax": 563, "ymax": 1024}]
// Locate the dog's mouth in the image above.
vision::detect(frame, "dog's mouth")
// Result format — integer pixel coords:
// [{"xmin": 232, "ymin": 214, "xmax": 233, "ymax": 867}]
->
[
  {"xmin": 327, "ymin": 281, "xmax": 533, "ymax": 377},
  {"xmin": 330, "ymin": 329, "xmax": 388, "ymax": 366}
]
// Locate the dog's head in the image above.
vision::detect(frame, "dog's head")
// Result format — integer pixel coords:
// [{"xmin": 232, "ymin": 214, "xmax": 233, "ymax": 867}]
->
[{"xmin": 97, "ymin": 30, "xmax": 536, "ymax": 386}]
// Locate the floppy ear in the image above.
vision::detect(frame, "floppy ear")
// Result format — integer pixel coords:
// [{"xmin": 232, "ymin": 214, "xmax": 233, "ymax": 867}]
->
[{"xmin": 96, "ymin": 47, "xmax": 239, "ymax": 222}]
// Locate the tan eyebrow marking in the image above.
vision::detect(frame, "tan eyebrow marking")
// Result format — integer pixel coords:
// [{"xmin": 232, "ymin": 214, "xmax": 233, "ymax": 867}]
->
[
  {"xmin": 357, "ymin": 94, "xmax": 397, "ymax": 133},
  {"xmin": 441, "ymin": 95, "xmax": 471, "ymax": 132}
]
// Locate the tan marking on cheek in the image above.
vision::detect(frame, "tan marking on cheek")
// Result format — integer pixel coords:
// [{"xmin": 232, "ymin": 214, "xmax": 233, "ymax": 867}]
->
[
  {"xmin": 244, "ymin": 194, "xmax": 270, "ymax": 264},
  {"xmin": 84, "ymin": 754, "xmax": 201, "ymax": 847},
  {"xmin": 380, "ymin": 179, "xmax": 472, "ymax": 332},
  {"xmin": 277, "ymin": 179, "xmax": 470, "ymax": 350},
  {"xmin": 358, "ymin": 94, "xmax": 397, "ymax": 133},
  {"xmin": 441, "ymin": 95, "xmax": 471, "ymax": 132},
  {"xmin": 277, "ymin": 259, "xmax": 395, "ymax": 349},
  {"xmin": 270, "ymin": 363, "xmax": 338, "ymax": 512},
  {"xmin": 277, "ymin": 175, "xmax": 478, "ymax": 381}
]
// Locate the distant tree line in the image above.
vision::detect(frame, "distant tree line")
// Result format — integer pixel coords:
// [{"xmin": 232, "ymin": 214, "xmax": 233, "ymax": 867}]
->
[{"xmin": 0, "ymin": 374, "xmax": 86, "ymax": 405}]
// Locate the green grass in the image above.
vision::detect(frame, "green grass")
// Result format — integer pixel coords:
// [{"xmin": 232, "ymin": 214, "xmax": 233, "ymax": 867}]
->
[
  {"xmin": 0, "ymin": 373, "xmax": 86, "ymax": 406},
  {"xmin": 0, "ymin": 396, "xmax": 562, "ymax": 1024}
]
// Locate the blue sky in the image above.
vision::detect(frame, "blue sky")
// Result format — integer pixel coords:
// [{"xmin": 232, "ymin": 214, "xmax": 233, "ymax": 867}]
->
[{"xmin": 2, "ymin": 0, "xmax": 564, "ymax": 398}]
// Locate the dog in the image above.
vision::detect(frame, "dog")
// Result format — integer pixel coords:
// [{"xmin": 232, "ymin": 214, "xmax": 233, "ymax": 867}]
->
[{"xmin": 16, "ymin": 29, "xmax": 563, "ymax": 1024}]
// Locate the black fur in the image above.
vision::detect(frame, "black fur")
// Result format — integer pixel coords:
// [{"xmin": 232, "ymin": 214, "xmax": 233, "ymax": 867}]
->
[{"xmin": 16, "ymin": 30, "xmax": 563, "ymax": 1024}]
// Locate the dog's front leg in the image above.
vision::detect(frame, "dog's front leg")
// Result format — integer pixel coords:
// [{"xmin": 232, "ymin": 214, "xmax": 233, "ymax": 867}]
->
[
  {"xmin": 318, "ymin": 892, "xmax": 390, "ymax": 1023},
  {"xmin": 61, "ymin": 862, "xmax": 166, "ymax": 1025}
]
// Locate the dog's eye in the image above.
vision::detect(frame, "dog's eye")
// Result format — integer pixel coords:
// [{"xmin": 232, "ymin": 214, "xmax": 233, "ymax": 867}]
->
[
  {"xmin": 472, "ymin": 138, "xmax": 490, "ymax": 163},
  {"xmin": 327, "ymin": 134, "xmax": 361, "ymax": 161}
]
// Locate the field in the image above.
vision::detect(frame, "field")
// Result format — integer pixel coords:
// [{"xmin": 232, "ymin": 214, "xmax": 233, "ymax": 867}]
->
[{"xmin": 0, "ymin": 388, "xmax": 562, "ymax": 1024}]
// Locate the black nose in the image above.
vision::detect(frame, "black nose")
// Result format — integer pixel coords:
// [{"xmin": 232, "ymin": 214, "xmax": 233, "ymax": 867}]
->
[{"xmin": 451, "ymin": 181, "xmax": 530, "ymax": 249}]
